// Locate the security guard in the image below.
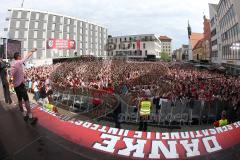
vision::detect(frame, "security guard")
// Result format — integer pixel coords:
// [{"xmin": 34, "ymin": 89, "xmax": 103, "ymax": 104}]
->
[
  {"xmin": 213, "ymin": 110, "xmax": 229, "ymax": 127},
  {"xmin": 138, "ymin": 96, "xmax": 152, "ymax": 131},
  {"xmin": 219, "ymin": 110, "xmax": 228, "ymax": 127}
]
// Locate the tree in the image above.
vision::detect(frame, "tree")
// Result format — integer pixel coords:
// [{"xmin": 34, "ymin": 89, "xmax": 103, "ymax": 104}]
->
[{"xmin": 160, "ymin": 52, "xmax": 171, "ymax": 62}]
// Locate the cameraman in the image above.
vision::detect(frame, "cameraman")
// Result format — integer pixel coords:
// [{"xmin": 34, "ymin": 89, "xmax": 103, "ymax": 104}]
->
[
  {"xmin": 0, "ymin": 58, "xmax": 12, "ymax": 104},
  {"xmin": 11, "ymin": 49, "xmax": 38, "ymax": 125}
]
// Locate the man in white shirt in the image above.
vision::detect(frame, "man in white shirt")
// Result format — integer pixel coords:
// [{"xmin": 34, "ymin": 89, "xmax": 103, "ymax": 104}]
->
[{"xmin": 11, "ymin": 49, "xmax": 38, "ymax": 125}]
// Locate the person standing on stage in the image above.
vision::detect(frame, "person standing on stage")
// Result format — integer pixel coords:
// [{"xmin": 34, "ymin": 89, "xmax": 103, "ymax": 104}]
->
[
  {"xmin": 11, "ymin": 49, "xmax": 38, "ymax": 125},
  {"xmin": 138, "ymin": 95, "xmax": 152, "ymax": 131},
  {"xmin": 0, "ymin": 58, "xmax": 12, "ymax": 104}
]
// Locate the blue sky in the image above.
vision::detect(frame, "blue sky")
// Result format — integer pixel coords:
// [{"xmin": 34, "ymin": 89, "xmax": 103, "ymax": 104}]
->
[{"xmin": 0, "ymin": 0, "xmax": 219, "ymax": 49}]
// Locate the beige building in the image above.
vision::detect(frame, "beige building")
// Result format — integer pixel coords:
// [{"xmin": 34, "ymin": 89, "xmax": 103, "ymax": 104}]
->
[{"xmin": 159, "ymin": 36, "xmax": 172, "ymax": 56}]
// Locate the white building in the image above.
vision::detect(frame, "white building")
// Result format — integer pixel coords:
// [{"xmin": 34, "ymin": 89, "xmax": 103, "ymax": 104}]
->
[
  {"xmin": 4, "ymin": 8, "xmax": 107, "ymax": 65},
  {"xmin": 106, "ymin": 34, "xmax": 162, "ymax": 59},
  {"xmin": 209, "ymin": 3, "xmax": 222, "ymax": 64},
  {"xmin": 209, "ymin": 0, "xmax": 240, "ymax": 74}
]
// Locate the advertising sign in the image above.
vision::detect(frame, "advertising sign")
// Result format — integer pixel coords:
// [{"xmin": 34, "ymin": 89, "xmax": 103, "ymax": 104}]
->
[{"xmin": 47, "ymin": 39, "xmax": 76, "ymax": 49}]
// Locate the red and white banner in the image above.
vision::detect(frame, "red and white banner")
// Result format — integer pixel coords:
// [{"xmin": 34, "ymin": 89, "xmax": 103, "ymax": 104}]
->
[
  {"xmin": 46, "ymin": 39, "xmax": 76, "ymax": 49},
  {"xmin": 33, "ymin": 106, "xmax": 240, "ymax": 159}
]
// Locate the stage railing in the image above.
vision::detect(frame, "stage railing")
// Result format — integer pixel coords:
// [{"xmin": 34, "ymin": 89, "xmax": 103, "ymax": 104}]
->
[
  {"xmin": 50, "ymin": 82, "xmax": 238, "ymax": 126},
  {"xmin": 51, "ymin": 82, "xmax": 119, "ymax": 121},
  {"xmin": 118, "ymin": 96, "xmax": 234, "ymax": 126}
]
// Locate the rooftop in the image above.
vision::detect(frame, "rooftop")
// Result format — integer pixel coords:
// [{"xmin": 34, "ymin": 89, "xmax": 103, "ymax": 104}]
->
[
  {"xmin": 159, "ymin": 36, "xmax": 172, "ymax": 41},
  {"xmin": 190, "ymin": 32, "xmax": 204, "ymax": 49}
]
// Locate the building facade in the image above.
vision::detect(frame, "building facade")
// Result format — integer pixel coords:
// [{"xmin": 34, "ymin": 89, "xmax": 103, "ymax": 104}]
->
[
  {"xmin": 202, "ymin": 16, "xmax": 211, "ymax": 61},
  {"xmin": 209, "ymin": 0, "xmax": 240, "ymax": 74},
  {"xmin": 159, "ymin": 36, "xmax": 172, "ymax": 56},
  {"xmin": 106, "ymin": 34, "xmax": 162, "ymax": 59},
  {"xmin": 173, "ymin": 45, "xmax": 189, "ymax": 61},
  {"xmin": 188, "ymin": 31, "xmax": 204, "ymax": 61},
  {"xmin": 218, "ymin": 0, "xmax": 240, "ymax": 73},
  {"xmin": 192, "ymin": 39, "xmax": 204, "ymax": 60},
  {"xmin": 4, "ymin": 8, "xmax": 107, "ymax": 65},
  {"xmin": 188, "ymin": 16, "xmax": 211, "ymax": 62},
  {"xmin": 209, "ymin": 3, "xmax": 222, "ymax": 64}
]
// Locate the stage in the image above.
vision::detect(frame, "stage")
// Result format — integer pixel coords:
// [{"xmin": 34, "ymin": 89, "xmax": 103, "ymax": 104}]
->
[{"xmin": 1, "ymin": 80, "xmax": 240, "ymax": 160}]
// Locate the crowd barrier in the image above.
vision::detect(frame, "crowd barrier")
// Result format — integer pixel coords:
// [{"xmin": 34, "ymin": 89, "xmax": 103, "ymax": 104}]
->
[
  {"xmin": 50, "ymin": 82, "xmax": 239, "ymax": 126},
  {"xmin": 119, "ymin": 98, "xmax": 235, "ymax": 126},
  {"xmin": 51, "ymin": 83, "xmax": 119, "ymax": 120}
]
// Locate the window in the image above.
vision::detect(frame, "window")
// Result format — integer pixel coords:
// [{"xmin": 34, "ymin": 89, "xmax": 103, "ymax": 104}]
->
[
  {"xmin": 128, "ymin": 43, "xmax": 130, "ymax": 49},
  {"xmin": 23, "ymin": 41, "xmax": 28, "ymax": 48},
  {"xmin": 53, "ymin": 16, "xmax": 56, "ymax": 22},
  {"xmin": 51, "ymin": 32, "xmax": 54, "ymax": 38},
  {"xmin": 34, "ymin": 31, "xmax": 38, "ymax": 38},
  {"xmin": 24, "ymin": 31, "xmax": 27, "ymax": 38},
  {"xmin": 33, "ymin": 41, "xmax": 37, "ymax": 48},
  {"xmin": 52, "ymin": 24, "xmax": 55, "ymax": 30},
  {"xmin": 34, "ymin": 21, "xmax": 39, "ymax": 29},
  {"xmin": 43, "ymin": 23, "xmax": 47, "ymax": 29},
  {"xmin": 25, "ymin": 21, "xmax": 28, "ymax": 28},
  {"xmin": 43, "ymin": 31, "xmax": 46, "ymax": 38},
  {"xmin": 134, "ymin": 50, "xmax": 137, "ymax": 56},
  {"xmin": 26, "ymin": 12, "xmax": 30, "ymax": 19},
  {"xmin": 143, "ymin": 43, "xmax": 146, "ymax": 49},
  {"xmin": 17, "ymin": 11, "xmax": 22, "ymax": 18},
  {"xmin": 145, "ymin": 50, "xmax": 147, "ymax": 56},
  {"xmin": 59, "ymin": 33, "xmax": 62, "ymax": 39},
  {"xmin": 133, "ymin": 44, "xmax": 135, "ymax": 49},
  {"xmin": 15, "ymin": 30, "xmax": 19, "ymax": 38},
  {"xmin": 16, "ymin": 21, "xmax": 20, "ymax": 28},
  {"xmin": 36, "ymin": 13, "xmax": 39, "ymax": 20}
]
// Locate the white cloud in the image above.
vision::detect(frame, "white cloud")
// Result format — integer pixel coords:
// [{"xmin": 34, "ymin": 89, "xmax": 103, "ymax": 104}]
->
[{"xmin": 0, "ymin": 0, "xmax": 220, "ymax": 49}]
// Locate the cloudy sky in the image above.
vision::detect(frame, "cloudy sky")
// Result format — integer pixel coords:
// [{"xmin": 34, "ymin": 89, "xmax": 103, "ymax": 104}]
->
[{"xmin": 0, "ymin": 0, "xmax": 219, "ymax": 49}]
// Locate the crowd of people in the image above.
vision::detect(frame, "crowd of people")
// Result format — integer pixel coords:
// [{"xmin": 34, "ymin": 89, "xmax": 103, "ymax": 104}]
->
[
  {"xmin": 24, "ymin": 65, "xmax": 60, "ymax": 101},
  {"xmin": 21, "ymin": 58, "xmax": 240, "ymax": 123}
]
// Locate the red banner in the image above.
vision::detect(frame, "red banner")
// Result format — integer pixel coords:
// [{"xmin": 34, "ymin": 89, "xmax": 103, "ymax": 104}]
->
[
  {"xmin": 136, "ymin": 40, "xmax": 141, "ymax": 50},
  {"xmin": 47, "ymin": 39, "xmax": 76, "ymax": 49},
  {"xmin": 33, "ymin": 106, "xmax": 240, "ymax": 160}
]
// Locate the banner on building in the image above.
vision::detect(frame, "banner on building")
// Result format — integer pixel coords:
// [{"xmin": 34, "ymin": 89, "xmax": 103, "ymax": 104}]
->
[
  {"xmin": 34, "ymin": 106, "xmax": 240, "ymax": 160},
  {"xmin": 47, "ymin": 39, "xmax": 76, "ymax": 49},
  {"xmin": 136, "ymin": 40, "xmax": 141, "ymax": 50}
]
